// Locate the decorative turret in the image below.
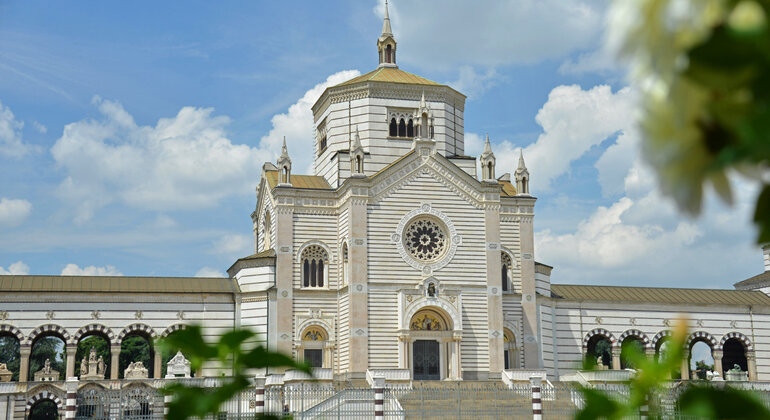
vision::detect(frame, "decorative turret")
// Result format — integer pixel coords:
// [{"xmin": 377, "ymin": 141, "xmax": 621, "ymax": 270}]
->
[
  {"xmin": 377, "ymin": 0, "xmax": 397, "ymax": 68},
  {"xmin": 277, "ymin": 136, "xmax": 292, "ymax": 185},
  {"xmin": 480, "ymin": 134, "xmax": 496, "ymax": 182},
  {"xmin": 350, "ymin": 126, "xmax": 366, "ymax": 178},
  {"xmin": 413, "ymin": 91, "xmax": 434, "ymax": 140},
  {"xmin": 515, "ymin": 149, "xmax": 530, "ymax": 195}
]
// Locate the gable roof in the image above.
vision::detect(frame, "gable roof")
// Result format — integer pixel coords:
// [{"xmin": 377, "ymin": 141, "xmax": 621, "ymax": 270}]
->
[
  {"xmin": 0, "ymin": 275, "xmax": 237, "ymax": 294},
  {"xmin": 336, "ymin": 67, "xmax": 441, "ymax": 87},
  {"xmin": 734, "ymin": 271, "xmax": 770, "ymax": 290},
  {"xmin": 550, "ymin": 284, "xmax": 770, "ymax": 306},
  {"xmin": 499, "ymin": 180, "xmax": 517, "ymax": 197},
  {"xmin": 265, "ymin": 171, "xmax": 332, "ymax": 190}
]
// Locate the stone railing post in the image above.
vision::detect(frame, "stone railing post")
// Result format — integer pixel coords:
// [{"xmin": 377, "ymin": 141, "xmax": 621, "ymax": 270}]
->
[
  {"xmin": 372, "ymin": 375, "xmax": 385, "ymax": 420},
  {"xmin": 530, "ymin": 375, "xmax": 542, "ymax": 420},
  {"xmin": 19, "ymin": 346, "xmax": 31, "ymax": 382},
  {"xmin": 254, "ymin": 375, "xmax": 266, "ymax": 415},
  {"xmin": 65, "ymin": 376, "xmax": 78, "ymax": 420}
]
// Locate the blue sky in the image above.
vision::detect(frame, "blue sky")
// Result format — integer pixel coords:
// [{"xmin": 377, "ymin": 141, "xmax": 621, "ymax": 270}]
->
[{"xmin": 0, "ymin": 1, "xmax": 764, "ymax": 287}]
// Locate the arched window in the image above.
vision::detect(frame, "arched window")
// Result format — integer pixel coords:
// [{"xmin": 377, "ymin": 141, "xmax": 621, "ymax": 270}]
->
[
  {"xmin": 263, "ymin": 212, "xmax": 272, "ymax": 250},
  {"xmin": 386, "ymin": 44, "xmax": 392, "ymax": 63},
  {"xmin": 504, "ymin": 329, "xmax": 520, "ymax": 369},
  {"xmin": 398, "ymin": 119, "xmax": 406, "ymax": 137},
  {"xmin": 501, "ymin": 252, "xmax": 512, "ymax": 292},
  {"xmin": 356, "ymin": 156, "xmax": 362, "ymax": 173},
  {"xmin": 389, "ymin": 118, "xmax": 397, "ymax": 137},
  {"xmin": 487, "ymin": 162, "xmax": 494, "ymax": 179},
  {"xmin": 341, "ymin": 243, "xmax": 349, "ymax": 286},
  {"xmin": 319, "ymin": 135, "xmax": 327, "ymax": 155},
  {"xmin": 407, "ymin": 119, "xmax": 414, "ymax": 137},
  {"xmin": 300, "ymin": 326, "xmax": 329, "ymax": 368},
  {"xmin": 301, "ymin": 245, "xmax": 328, "ymax": 288}
]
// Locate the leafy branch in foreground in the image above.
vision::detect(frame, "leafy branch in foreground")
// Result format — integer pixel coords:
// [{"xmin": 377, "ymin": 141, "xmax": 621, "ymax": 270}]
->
[
  {"xmin": 577, "ymin": 318, "xmax": 770, "ymax": 420},
  {"xmin": 612, "ymin": 0, "xmax": 770, "ymax": 243},
  {"xmin": 158, "ymin": 325, "xmax": 311, "ymax": 420}
]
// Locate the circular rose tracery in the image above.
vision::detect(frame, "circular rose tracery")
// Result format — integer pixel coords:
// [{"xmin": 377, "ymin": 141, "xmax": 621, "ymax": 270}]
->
[{"xmin": 404, "ymin": 218, "xmax": 447, "ymax": 262}]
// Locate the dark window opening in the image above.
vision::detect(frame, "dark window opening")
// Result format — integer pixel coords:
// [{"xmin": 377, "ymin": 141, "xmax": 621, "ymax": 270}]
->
[
  {"xmin": 398, "ymin": 119, "xmax": 406, "ymax": 137},
  {"xmin": 304, "ymin": 349, "xmax": 323, "ymax": 368},
  {"xmin": 389, "ymin": 118, "xmax": 397, "ymax": 136},
  {"xmin": 407, "ymin": 119, "xmax": 414, "ymax": 137}
]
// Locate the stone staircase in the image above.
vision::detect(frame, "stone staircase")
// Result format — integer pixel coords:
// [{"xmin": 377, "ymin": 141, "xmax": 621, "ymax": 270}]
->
[{"xmin": 393, "ymin": 381, "xmax": 534, "ymax": 419}]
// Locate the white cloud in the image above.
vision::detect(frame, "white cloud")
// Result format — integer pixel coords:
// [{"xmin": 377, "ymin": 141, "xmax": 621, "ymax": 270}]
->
[
  {"xmin": 52, "ymin": 70, "xmax": 359, "ymax": 223},
  {"xmin": 449, "ymin": 66, "xmax": 498, "ymax": 100},
  {"xmin": 195, "ymin": 267, "xmax": 225, "ymax": 278},
  {"xmin": 211, "ymin": 234, "xmax": 252, "ymax": 260},
  {"xmin": 0, "ymin": 261, "xmax": 30, "ymax": 275},
  {"xmin": 257, "ymin": 70, "xmax": 360, "ymax": 174},
  {"xmin": 376, "ymin": 0, "xmax": 606, "ymax": 70},
  {"xmin": 0, "ymin": 197, "xmax": 32, "ymax": 227},
  {"xmin": 61, "ymin": 263, "xmax": 122, "ymax": 276},
  {"xmin": 31, "ymin": 120, "xmax": 47, "ymax": 134},
  {"xmin": 0, "ymin": 100, "xmax": 37, "ymax": 158}
]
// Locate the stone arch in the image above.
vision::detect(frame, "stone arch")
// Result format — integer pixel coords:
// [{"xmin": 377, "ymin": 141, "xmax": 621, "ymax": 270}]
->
[
  {"xmin": 582, "ymin": 328, "xmax": 617, "ymax": 350},
  {"xmin": 117, "ymin": 324, "xmax": 157, "ymax": 343},
  {"xmin": 403, "ymin": 299, "xmax": 460, "ymax": 333},
  {"xmin": 503, "ymin": 320, "xmax": 522, "ymax": 349},
  {"xmin": 26, "ymin": 324, "xmax": 70, "ymax": 346},
  {"xmin": 70, "ymin": 324, "xmax": 115, "ymax": 346},
  {"xmin": 652, "ymin": 330, "xmax": 673, "ymax": 350},
  {"xmin": 0, "ymin": 324, "xmax": 24, "ymax": 342},
  {"xmin": 719, "ymin": 331, "xmax": 752, "ymax": 351},
  {"xmin": 296, "ymin": 240, "xmax": 334, "ymax": 264},
  {"xmin": 26, "ymin": 387, "xmax": 64, "ymax": 413},
  {"xmin": 295, "ymin": 318, "xmax": 334, "ymax": 342},
  {"xmin": 686, "ymin": 331, "xmax": 718, "ymax": 349},
  {"xmin": 409, "ymin": 308, "xmax": 451, "ymax": 331},
  {"xmin": 160, "ymin": 324, "xmax": 188, "ymax": 339},
  {"xmin": 618, "ymin": 329, "xmax": 652, "ymax": 350}
]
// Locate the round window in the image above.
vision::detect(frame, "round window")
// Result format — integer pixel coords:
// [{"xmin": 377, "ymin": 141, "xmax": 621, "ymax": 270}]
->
[{"xmin": 403, "ymin": 217, "xmax": 448, "ymax": 262}]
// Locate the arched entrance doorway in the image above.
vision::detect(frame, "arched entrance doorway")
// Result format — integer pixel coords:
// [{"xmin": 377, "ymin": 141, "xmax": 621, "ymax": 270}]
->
[
  {"xmin": 29, "ymin": 399, "xmax": 59, "ymax": 420},
  {"xmin": 407, "ymin": 308, "xmax": 456, "ymax": 380},
  {"xmin": 586, "ymin": 335, "xmax": 613, "ymax": 369},
  {"xmin": 722, "ymin": 338, "xmax": 748, "ymax": 376},
  {"xmin": 503, "ymin": 328, "xmax": 520, "ymax": 369}
]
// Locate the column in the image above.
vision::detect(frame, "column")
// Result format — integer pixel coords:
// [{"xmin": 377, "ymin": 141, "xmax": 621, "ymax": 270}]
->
[
  {"xmin": 254, "ymin": 375, "xmax": 266, "ymax": 416},
  {"xmin": 612, "ymin": 347, "xmax": 621, "ymax": 370},
  {"xmin": 485, "ymin": 206, "xmax": 504, "ymax": 378},
  {"xmin": 372, "ymin": 375, "xmax": 385, "ymax": 420},
  {"xmin": 398, "ymin": 335, "xmax": 409, "ymax": 369},
  {"xmin": 348, "ymin": 195, "xmax": 369, "ymax": 375},
  {"xmin": 681, "ymin": 352, "xmax": 690, "ymax": 380},
  {"xmin": 519, "ymin": 212, "xmax": 540, "ymax": 368},
  {"xmin": 451, "ymin": 337, "xmax": 462, "ymax": 380},
  {"xmin": 65, "ymin": 377, "xmax": 78, "ymax": 419},
  {"xmin": 747, "ymin": 351, "xmax": 757, "ymax": 381},
  {"xmin": 323, "ymin": 343, "xmax": 335, "ymax": 370},
  {"xmin": 19, "ymin": 346, "xmax": 30, "ymax": 382},
  {"xmin": 110, "ymin": 344, "xmax": 121, "ymax": 379},
  {"xmin": 530, "ymin": 375, "xmax": 542, "ymax": 420},
  {"xmin": 153, "ymin": 347, "xmax": 162, "ymax": 379},
  {"xmin": 65, "ymin": 346, "xmax": 76, "ymax": 379},
  {"xmin": 712, "ymin": 349, "xmax": 723, "ymax": 377},
  {"xmin": 274, "ymin": 206, "xmax": 294, "ymax": 359}
]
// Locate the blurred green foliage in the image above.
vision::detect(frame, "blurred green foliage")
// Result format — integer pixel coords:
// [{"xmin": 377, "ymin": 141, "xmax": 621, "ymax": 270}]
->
[
  {"xmin": 614, "ymin": 0, "xmax": 770, "ymax": 243},
  {"xmin": 158, "ymin": 325, "xmax": 311, "ymax": 420}
]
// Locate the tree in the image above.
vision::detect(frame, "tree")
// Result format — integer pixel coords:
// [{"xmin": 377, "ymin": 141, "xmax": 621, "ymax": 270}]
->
[
  {"xmin": 0, "ymin": 335, "xmax": 20, "ymax": 381},
  {"xmin": 159, "ymin": 325, "xmax": 310, "ymax": 420},
  {"xmin": 613, "ymin": 0, "xmax": 770, "ymax": 243},
  {"xmin": 30, "ymin": 336, "xmax": 65, "ymax": 379},
  {"xmin": 75, "ymin": 335, "xmax": 110, "ymax": 377},
  {"xmin": 119, "ymin": 335, "xmax": 152, "ymax": 378}
]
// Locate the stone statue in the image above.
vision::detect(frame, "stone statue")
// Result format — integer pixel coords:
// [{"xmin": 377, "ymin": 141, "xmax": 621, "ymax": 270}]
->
[
  {"xmin": 34, "ymin": 358, "xmax": 59, "ymax": 381},
  {"xmin": 166, "ymin": 351, "xmax": 191, "ymax": 378},
  {"xmin": 79, "ymin": 347, "xmax": 105, "ymax": 380},
  {"xmin": 89, "ymin": 347, "xmax": 97, "ymax": 362},
  {"xmin": 43, "ymin": 358, "xmax": 51, "ymax": 374},
  {"xmin": 97, "ymin": 356, "xmax": 105, "ymax": 375},
  {"xmin": 124, "ymin": 361, "xmax": 149, "ymax": 379},
  {"xmin": 0, "ymin": 363, "xmax": 11, "ymax": 382},
  {"xmin": 81, "ymin": 357, "xmax": 88, "ymax": 375}
]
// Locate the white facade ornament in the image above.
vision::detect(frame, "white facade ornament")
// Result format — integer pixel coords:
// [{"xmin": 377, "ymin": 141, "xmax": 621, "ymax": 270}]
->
[
  {"xmin": 393, "ymin": 204, "xmax": 460, "ymax": 273},
  {"xmin": 91, "ymin": 310, "xmax": 100, "ymax": 320},
  {"xmin": 165, "ymin": 351, "xmax": 192, "ymax": 378},
  {"xmin": 0, "ymin": 311, "xmax": 7, "ymax": 321},
  {"xmin": 34, "ymin": 358, "xmax": 59, "ymax": 382},
  {"xmin": 45, "ymin": 310, "xmax": 55, "ymax": 320},
  {"xmin": 124, "ymin": 361, "xmax": 149, "ymax": 379},
  {"xmin": 79, "ymin": 347, "xmax": 105, "ymax": 380}
]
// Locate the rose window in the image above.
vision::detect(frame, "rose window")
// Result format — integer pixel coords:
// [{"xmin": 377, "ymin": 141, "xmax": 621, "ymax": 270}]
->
[{"xmin": 404, "ymin": 218, "xmax": 447, "ymax": 262}]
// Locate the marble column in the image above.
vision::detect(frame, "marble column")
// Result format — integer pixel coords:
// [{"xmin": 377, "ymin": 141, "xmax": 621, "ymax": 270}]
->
[
  {"xmin": 747, "ymin": 351, "xmax": 757, "ymax": 381},
  {"xmin": 518, "ymin": 212, "xmax": 540, "ymax": 369},
  {"xmin": 348, "ymin": 192, "xmax": 370, "ymax": 376},
  {"xmin": 681, "ymin": 352, "xmax": 690, "ymax": 380},
  {"xmin": 65, "ymin": 346, "xmax": 76, "ymax": 379},
  {"xmin": 153, "ymin": 347, "xmax": 162, "ymax": 379},
  {"xmin": 19, "ymin": 346, "xmax": 30, "ymax": 382},
  {"xmin": 611, "ymin": 347, "xmax": 621, "ymax": 370},
  {"xmin": 110, "ymin": 344, "xmax": 121, "ymax": 379},
  {"xmin": 484, "ymin": 207, "xmax": 504, "ymax": 378},
  {"xmin": 712, "ymin": 349, "xmax": 723, "ymax": 377},
  {"xmin": 274, "ymin": 206, "xmax": 294, "ymax": 360}
]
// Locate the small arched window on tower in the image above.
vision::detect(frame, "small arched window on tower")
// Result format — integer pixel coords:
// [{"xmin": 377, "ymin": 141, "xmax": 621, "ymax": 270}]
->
[
  {"xmin": 398, "ymin": 118, "xmax": 406, "ymax": 137},
  {"xmin": 407, "ymin": 119, "xmax": 414, "ymax": 137},
  {"xmin": 501, "ymin": 252, "xmax": 513, "ymax": 292},
  {"xmin": 356, "ymin": 156, "xmax": 362, "ymax": 173},
  {"xmin": 302, "ymin": 245, "xmax": 329, "ymax": 288},
  {"xmin": 386, "ymin": 44, "xmax": 392, "ymax": 63},
  {"xmin": 389, "ymin": 118, "xmax": 397, "ymax": 137},
  {"xmin": 487, "ymin": 162, "xmax": 494, "ymax": 180},
  {"xmin": 341, "ymin": 243, "xmax": 349, "ymax": 286}
]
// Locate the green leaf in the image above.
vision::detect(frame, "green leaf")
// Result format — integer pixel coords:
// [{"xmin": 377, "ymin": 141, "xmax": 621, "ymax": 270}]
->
[
  {"xmin": 755, "ymin": 184, "xmax": 770, "ymax": 243},
  {"xmin": 576, "ymin": 387, "xmax": 626, "ymax": 420},
  {"xmin": 679, "ymin": 385, "xmax": 770, "ymax": 419},
  {"xmin": 157, "ymin": 325, "xmax": 217, "ymax": 372},
  {"xmin": 242, "ymin": 345, "xmax": 312, "ymax": 374}
]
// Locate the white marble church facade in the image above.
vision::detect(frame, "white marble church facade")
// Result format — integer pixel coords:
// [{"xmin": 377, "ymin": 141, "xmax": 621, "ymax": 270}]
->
[{"xmin": 2, "ymin": 3, "xmax": 770, "ymax": 387}]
